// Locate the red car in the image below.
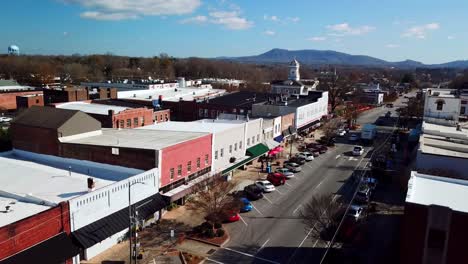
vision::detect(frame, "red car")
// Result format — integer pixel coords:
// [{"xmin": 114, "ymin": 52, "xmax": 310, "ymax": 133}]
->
[
  {"xmin": 267, "ymin": 173, "xmax": 286, "ymax": 186},
  {"xmin": 226, "ymin": 212, "xmax": 240, "ymax": 222}
]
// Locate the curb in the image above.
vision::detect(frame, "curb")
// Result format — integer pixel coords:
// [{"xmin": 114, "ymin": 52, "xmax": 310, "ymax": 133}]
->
[{"xmin": 186, "ymin": 229, "xmax": 231, "ymax": 248}]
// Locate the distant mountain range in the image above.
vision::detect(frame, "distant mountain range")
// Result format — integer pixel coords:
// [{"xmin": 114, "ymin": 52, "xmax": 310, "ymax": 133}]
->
[{"xmin": 221, "ymin": 48, "xmax": 468, "ymax": 69}]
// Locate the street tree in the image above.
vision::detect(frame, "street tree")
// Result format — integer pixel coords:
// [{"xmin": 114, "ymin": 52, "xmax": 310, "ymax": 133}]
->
[
  {"xmin": 321, "ymin": 118, "xmax": 342, "ymax": 142},
  {"xmin": 320, "ymin": 75, "xmax": 353, "ymax": 113},
  {"xmin": 300, "ymin": 194, "xmax": 344, "ymax": 241},
  {"xmin": 186, "ymin": 177, "xmax": 241, "ymax": 223}
]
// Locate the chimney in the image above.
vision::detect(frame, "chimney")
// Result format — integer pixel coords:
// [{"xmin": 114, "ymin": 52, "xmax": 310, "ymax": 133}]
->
[{"xmin": 87, "ymin": 177, "xmax": 95, "ymax": 192}]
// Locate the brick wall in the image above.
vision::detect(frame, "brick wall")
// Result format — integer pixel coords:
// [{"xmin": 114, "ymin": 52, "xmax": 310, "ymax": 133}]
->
[
  {"xmin": 0, "ymin": 202, "xmax": 71, "ymax": 260},
  {"xmin": 160, "ymin": 134, "xmax": 212, "ymax": 187},
  {"xmin": 10, "ymin": 124, "xmax": 59, "ymax": 156},
  {"xmin": 60, "ymin": 143, "xmax": 156, "ymax": 170},
  {"xmin": 112, "ymin": 108, "xmax": 155, "ymax": 128},
  {"xmin": 154, "ymin": 109, "xmax": 170, "ymax": 123},
  {"xmin": 16, "ymin": 95, "xmax": 44, "ymax": 109},
  {"xmin": 0, "ymin": 91, "xmax": 44, "ymax": 110},
  {"xmin": 401, "ymin": 203, "xmax": 468, "ymax": 264},
  {"xmin": 281, "ymin": 113, "xmax": 295, "ymax": 132}
]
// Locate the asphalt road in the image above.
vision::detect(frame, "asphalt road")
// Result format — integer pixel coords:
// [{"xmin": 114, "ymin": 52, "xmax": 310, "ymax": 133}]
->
[{"xmin": 207, "ymin": 95, "xmax": 410, "ymax": 264}]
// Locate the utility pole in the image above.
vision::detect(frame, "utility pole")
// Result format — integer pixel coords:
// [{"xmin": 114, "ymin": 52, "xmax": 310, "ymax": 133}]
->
[{"xmin": 128, "ymin": 185, "xmax": 133, "ymax": 264}]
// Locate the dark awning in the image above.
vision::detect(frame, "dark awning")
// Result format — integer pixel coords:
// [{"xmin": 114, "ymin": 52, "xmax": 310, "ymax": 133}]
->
[
  {"xmin": 221, "ymin": 156, "xmax": 256, "ymax": 175},
  {"xmin": 298, "ymin": 119, "xmax": 320, "ymax": 132},
  {"xmin": 72, "ymin": 194, "xmax": 167, "ymax": 249},
  {"xmin": 246, "ymin": 143, "xmax": 269, "ymax": 157},
  {"xmin": 1, "ymin": 232, "xmax": 80, "ymax": 264},
  {"xmin": 274, "ymin": 135, "xmax": 284, "ymax": 143}
]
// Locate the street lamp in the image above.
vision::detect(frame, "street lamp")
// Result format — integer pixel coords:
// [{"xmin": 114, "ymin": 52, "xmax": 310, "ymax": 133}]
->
[{"xmin": 128, "ymin": 181, "xmax": 145, "ymax": 264}]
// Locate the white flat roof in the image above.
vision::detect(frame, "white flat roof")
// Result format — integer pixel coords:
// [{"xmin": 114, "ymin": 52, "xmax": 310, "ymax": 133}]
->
[
  {"xmin": 0, "ymin": 86, "xmax": 35, "ymax": 92},
  {"xmin": 0, "ymin": 150, "xmax": 143, "ymax": 227},
  {"xmin": 138, "ymin": 120, "xmax": 243, "ymax": 134},
  {"xmin": 407, "ymin": 171, "xmax": 468, "ymax": 213},
  {"xmin": 63, "ymin": 128, "xmax": 209, "ymax": 150},
  {"xmin": 118, "ymin": 87, "xmax": 226, "ymax": 102},
  {"xmin": 420, "ymin": 122, "xmax": 468, "ymax": 159},
  {"xmin": 56, "ymin": 102, "xmax": 129, "ymax": 115}
]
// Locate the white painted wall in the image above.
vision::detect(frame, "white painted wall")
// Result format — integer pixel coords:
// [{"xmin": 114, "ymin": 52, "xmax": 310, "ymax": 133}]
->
[
  {"xmin": 245, "ymin": 118, "xmax": 263, "ymax": 148},
  {"xmin": 212, "ymin": 125, "xmax": 247, "ymax": 174},
  {"xmin": 424, "ymin": 92, "xmax": 461, "ymax": 121},
  {"xmin": 296, "ymin": 92, "xmax": 328, "ymax": 129}
]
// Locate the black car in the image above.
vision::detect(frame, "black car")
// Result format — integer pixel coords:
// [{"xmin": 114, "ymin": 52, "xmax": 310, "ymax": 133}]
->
[
  {"xmin": 289, "ymin": 156, "xmax": 306, "ymax": 165},
  {"xmin": 243, "ymin": 184, "xmax": 264, "ymax": 200}
]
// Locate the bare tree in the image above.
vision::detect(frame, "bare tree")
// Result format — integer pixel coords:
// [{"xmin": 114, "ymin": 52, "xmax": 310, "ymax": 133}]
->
[
  {"xmin": 321, "ymin": 118, "xmax": 342, "ymax": 142},
  {"xmin": 300, "ymin": 194, "xmax": 344, "ymax": 240},
  {"xmin": 186, "ymin": 177, "xmax": 241, "ymax": 223}
]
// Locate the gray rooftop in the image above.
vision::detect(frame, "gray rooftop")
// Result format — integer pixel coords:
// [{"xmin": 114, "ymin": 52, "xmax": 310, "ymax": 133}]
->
[
  {"xmin": 56, "ymin": 102, "xmax": 130, "ymax": 115},
  {"xmin": 63, "ymin": 128, "xmax": 209, "ymax": 150}
]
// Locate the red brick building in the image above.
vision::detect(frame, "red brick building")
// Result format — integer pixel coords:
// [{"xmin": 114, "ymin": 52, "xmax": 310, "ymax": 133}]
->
[
  {"xmin": 43, "ymin": 87, "xmax": 117, "ymax": 104},
  {"xmin": 0, "ymin": 91, "xmax": 43, "ymax": 111},
  {"xmin": 401, "ymin": 172, "xmax": 468, "ymax": 264},
  {"xmin": 10, "ymin": 106, "xmax": 101, "ymax": 156},
  {"xmin": 0, "ymin": 202, "xmax": 78, "ymax": 264},
  {"xmin": 16, "ymin": 94, "xmax": 44, "ymax": 109}
]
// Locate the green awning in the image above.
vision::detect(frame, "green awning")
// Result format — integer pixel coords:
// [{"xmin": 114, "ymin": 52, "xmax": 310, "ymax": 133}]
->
[
  {"xmin": 221, "ymin": 156, "xmax": 256, "ymax": 174},
  {"xmin": 246, "ymin": 143, "xmax": 269, "ymax": 157}
]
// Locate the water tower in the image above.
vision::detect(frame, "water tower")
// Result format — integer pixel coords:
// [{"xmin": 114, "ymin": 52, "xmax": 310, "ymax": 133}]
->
[{"xmin": 8, "ymin": 45, "xmax": 19, "ymax": 55}]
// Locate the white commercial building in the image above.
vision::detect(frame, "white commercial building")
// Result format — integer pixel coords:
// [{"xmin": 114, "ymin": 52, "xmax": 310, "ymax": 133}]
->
[
  {"xmin": 423, "ymin": 88, "xmax": 461, "ymax": 123},
  {"xmin": 0, "ymin": 149, "xmax": 164, "ymax": 263}
]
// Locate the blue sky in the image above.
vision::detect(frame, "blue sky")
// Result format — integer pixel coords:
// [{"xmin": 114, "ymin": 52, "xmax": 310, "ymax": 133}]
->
[{"xmin": 1, "ymin": 0, "xmax": 467, "ymax": 63}]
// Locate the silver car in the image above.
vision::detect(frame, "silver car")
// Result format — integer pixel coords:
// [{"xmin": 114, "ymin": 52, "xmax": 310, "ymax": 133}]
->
[
  {"xmin": 275, "ymin": 168, "xmax": 295, "ymax": 178},
  {"xmin": 284, "ymin": 162, "xmax": 302, "ymax": 172}
]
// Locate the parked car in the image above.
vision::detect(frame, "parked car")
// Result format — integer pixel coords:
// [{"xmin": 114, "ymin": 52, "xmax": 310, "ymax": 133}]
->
[
  {"xmin": 307, "ymin": 143, "xmax": 327, "ymax": 154},
  {"xmin": 296, "ymin": 152, "xmax": 314, "ymax": 161},
  {"xmin": 267, "ymin": 172, "xmax": 286, "ymax": 186},
  {"xmin": 355, "ymin": 186, "xmax": 372, "ymax": 203},
  {"xmin": 225, "ymin": 211, "xmax": 241, "ymax": 222},
  {"xmin": 255, "ymin": 180, "xmax": 276, "ymax": 193},
  {"xmin": 352, "ymin": 146, "xmax": 364, "ymax": 156},
  {"xmin": 363, "ymin": 177, "xmax": 378, "ymax": 190},
  {"xmin": 289, "ymin": 156, "xmax": 306, "ymax": 165},
  {"xmin": 243, "ymin": 184, "xmax": 264, "ymax": 200},
  {"xmin": 275, "ymin": 168, "xmax": 295, "ymax": 178},
  {"xmin": 347, "ymin": 205, "xmax": 364, "ymax": 220},
  {"xmin": 348, "ymin": 134, "xmax": 359, "ymax": 142},
  {"xmin": 386, "ymin": 103, "xmax": 394, "ymax": 108},
  {"xmin": 284, "ymin": 162, "xmax": 302, "ymax": 172},
  {"xmin": 0, "ymin": 117, "xmax": 12, "ymax": 122},
  {"xmin": 336, "ymin": 129, "xmax": 346, "ymax": 137},
  {"xmin": 385, "ymin": 111, "xmax": 391, "ymax": 118},
  {"xmin": 306, "ymin": 148, "xmax": 320, "ymax": 157},
  {"xmin": 240, "ymin": 197, "xmax": 253, "ymax": 212}
]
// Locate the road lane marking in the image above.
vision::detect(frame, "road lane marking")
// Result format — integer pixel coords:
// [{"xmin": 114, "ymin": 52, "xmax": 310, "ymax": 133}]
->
[
  {"xmin": 239, "ymin": 215, "xmax": 248, "ymax": 226},
  {"xmin": 224, "ymin": 248, "xmax": 281, "ymax": 264},
  {"xmin": 206, "ymin": 258, "xmax": 224, "ymax": 264},
  {"xmin": 292, "ymin": 204, "xmax": 302, "ymax": 215},
  {"xmin": 335, "ymin": 154, "xmax": 341, "ymax": 159},
  {"xmin": 276, "ymin": 188, "xmax": 284, "ymax": 195},
  {"xmin": 258, "ymin": 238, "xmax": 270, "ymax": 252},
  {"xmin": 251, "ymin": 204, "xmax": 263, "ymax": 215},
  {"xmin": 263, "ymin": 195, "xmax": 273, "ymax": 204},
  {"xmin": 285, "ymin": 182, "xmax": 292, "ymax": 187}
]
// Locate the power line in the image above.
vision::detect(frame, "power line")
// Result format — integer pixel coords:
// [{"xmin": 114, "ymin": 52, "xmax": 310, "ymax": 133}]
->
[{"xmin": 319, "ymin": 113, "xmax": 400, "ymax": 264}]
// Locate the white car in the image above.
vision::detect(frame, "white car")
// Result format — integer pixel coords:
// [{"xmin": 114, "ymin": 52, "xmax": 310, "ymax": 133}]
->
[
  {"xmin": 296, "ymin": 152, "xmax": 314, "ymax": 161},
  {"xmin": 336, "ymin": 129, "xmax": 346, "ymax": 137},
  {"xmin": 255, "ymin": 180, "xmax": 276, "ymax": 193},
  {"xmin": 0, "ymin": 117, "xmax": 12, "ymax": 122},
  {"xmin": 349, "ymin": 134, "xmax": 359, "ymax": 142},
  {"xmin": 275, "ymin": 168, "xmax": 295, "ymax": 178},
  {"xmin": 352, "ymin": 146, "xmax": 364, "ymax": 156},
  {"xmin": 347, "ymin": 205, "xmax": 364, "ymax": 220},
  {"xmin": 284, "ymin": 162, "xmax": 302, "ymax": 172}
]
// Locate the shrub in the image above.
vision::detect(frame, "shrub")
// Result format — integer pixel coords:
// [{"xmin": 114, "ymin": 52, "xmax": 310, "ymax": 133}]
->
[
  {"xmin": 214, "ymin": 222, "xmax": 222, "ymax": 229},
  {"xmin": 167, "ymin": 203, "xmax": 178, "ymax": 211},
  {"xmin": 204, "ymin": 229, "xmax": 215, "ymax": 238},
  {"xmin": 201, "ymin": 221, "xmax": 213, "ymax": 230},
  {"xmin": 216, "ymin": 229, "xmax": 225, "ymax": 237},
  {"xmin": 193, "ymin": 225, "xmax": 203, "ymax": 234}
]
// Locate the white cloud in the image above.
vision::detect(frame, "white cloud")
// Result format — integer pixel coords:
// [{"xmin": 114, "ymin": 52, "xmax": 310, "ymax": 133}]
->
[
  {"xmin": 385, "ymin": 44, "xmax": 400, "ymax": 48},
  {"xmin": 263, "ymin": 30, "xmax": 275, "ymax": 36},
  {"xmin": 447, "ymin": 35, "xmax": 455, "ymax": 40},
  {"xmin": 263, "ymin": 15, "xmax": 279, "ymax": 22},
  {"xmin": 209, "ymin": 11, "xmax": 253, "ymax": 30},
  {"xmin": 183, "ymin": 10, "xmax": 253, "ymax": 30},
  {"xmin": 326, "ymin": 23, "xmax": 375, "ymax": 36},
  {"xmin": 180, "ymin": 15, "xmax": 208, "ymax": 24},
  {"xmin": 65, "ymin": 0, "xmax": 201, "ymax": 20},
  {"xmin": 308, "ymin": 36, "xmax": 326, "ymax": 41},
  {"xmin": 402, "ymin": 23, "xmax": 440, "ymax": 39},
  {"xmin": 288, "ymin": 17, "xmax": 300, "ymax": 23}
]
